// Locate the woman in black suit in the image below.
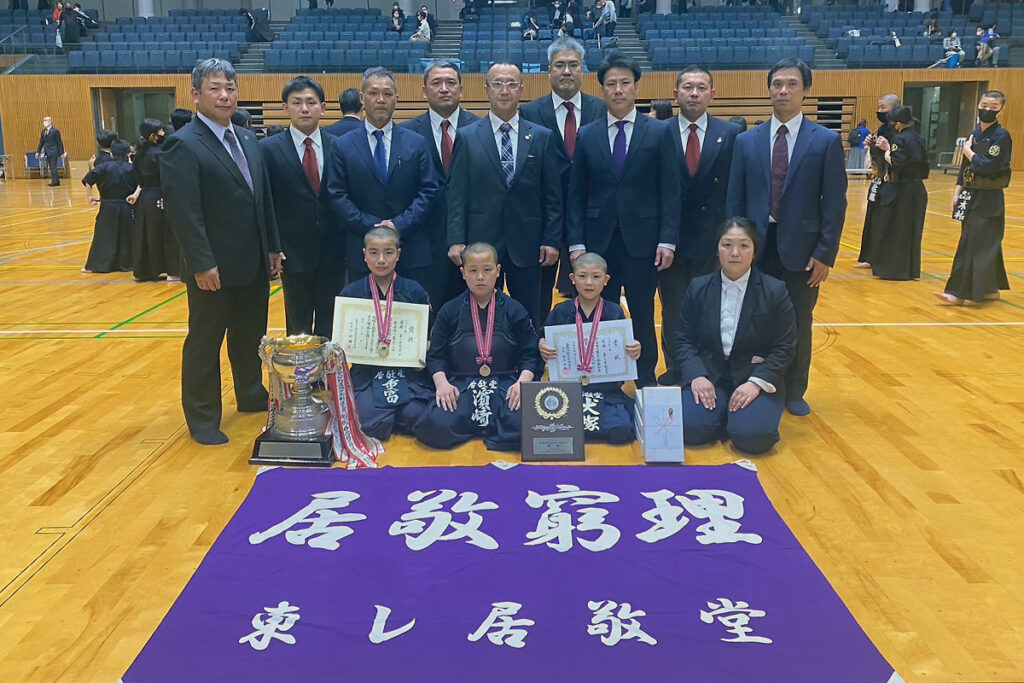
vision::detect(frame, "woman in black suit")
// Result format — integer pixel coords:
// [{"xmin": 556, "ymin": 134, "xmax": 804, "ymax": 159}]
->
[{"xmin": 673, "ymin": 218, "xmax": 797, "ymax": 454}]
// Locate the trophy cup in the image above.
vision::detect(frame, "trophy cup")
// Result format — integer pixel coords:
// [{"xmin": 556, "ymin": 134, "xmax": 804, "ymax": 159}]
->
[{"xmin": 250, "ymin": 335, "xmax": 336, "ymax": 467}]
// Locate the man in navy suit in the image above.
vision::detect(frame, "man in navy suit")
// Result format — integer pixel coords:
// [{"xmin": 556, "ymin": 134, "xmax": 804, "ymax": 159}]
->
[
  {"xmin": 567, "ymin": 51, "xmax": 681, "ymax": 387},
  {"xmin": 521, "ymin": 37, "xmax": 607, "ymax": 314},
  {"xmin": 36, "ymin": 116, "xmax": 66, "ymax": 186},
  {"xmin": 327, "ymin": 67, "xmax": 441, "ymax": 285},
  {"xmin": 725, "ymin": 58, "xmax": 847, "ymax": 416},
  {"xmin": 658, "ymin": 65, "xmax": 741, "ymax": 386},
  {"xmin": 400, "ymin": 59, "xmax": 480, "ymax": 309},
  {"xmin": 447, "ymin": 62, "xmax": 563, "ymax": 327},
  {"xmin": 323, "ymin": 87, "xmax": 363, "ymax": 137},
  {"xmin": 260, "ymin": 75, "xmax": 344, "ymax": 339}
]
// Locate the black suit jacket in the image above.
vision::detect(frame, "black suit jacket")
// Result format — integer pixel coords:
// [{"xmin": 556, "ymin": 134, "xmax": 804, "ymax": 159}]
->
[
  {"xmin": 37, "ymin": 127, "xmax": 64, "ymax": 157},
  {"xmin": 161, "ymin": 117, "xmax": 280, "ymax": 286},
  {"xmin": 327, "ymin": 123, "xmax": 441, "ymax": 271},
  {"xmin": 259, "ymin": 128, "xmax": 343, "ymax": 274},
  {"xmin": 673, "ymin": 268, "xmax": 797, "ymax": 392},
  {"xmin": 322, "ymin": 115, "xmax": 363, "ymax": 138},
  {"xmin": 672, "ymin": 115, "xmax": 741, "ymax": 261},
  {"xmin": 520, "ymin": 92, "xmax": 606, "ymax": 188},
  {"xmin": 446, "ymin": 116, "xmax": 564, "ymax": 268},
  {"xmin": 567, "ymin": 114, "xmax": 681, "ymax": 258}
]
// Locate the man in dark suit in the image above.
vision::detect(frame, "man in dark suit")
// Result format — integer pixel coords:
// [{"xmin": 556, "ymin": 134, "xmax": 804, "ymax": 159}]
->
[
  {"xmin": 161, "ymin": 59, "xmax": 283, "ymax": 445},
  {"xmin": 400, "ymin": 59, "xmax": 480, "ymax": 308},
  {"xmin": 725, "ymin": 58, "xmax": 847, "ymax": 416},
  {"xmin": 657, "ymin": 65, "xmax": 741, "ymax": 386},
  {"xmin": 260, "ymin": 75, "xmax": 344, "ymax": 339},
  {"xmin": 323, "ymin": 87, "xmax": 363, "ymax": 137},
  {"xmin": 447, "ymin": 62, "xmax": 563, "ymax": 327},
  {"xmin": 521, "ymin": 37, "xmax": 607, "ymax": 314},
  {"xmin": 35, "ymin": 116, "xmax": 65, "ymax": 186},
  {"xmin": 567, "ymin": 51, "xmax": 680, "ymax": 388},
  {"xmin": 327, "ymin": 67, "xmax": 441, "ymax": 285}
]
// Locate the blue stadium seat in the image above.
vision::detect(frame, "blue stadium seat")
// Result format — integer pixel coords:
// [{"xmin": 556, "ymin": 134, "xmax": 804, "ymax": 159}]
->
[
  {"xmin": 99, "ymin": 50, "xmax": 116, "ymax": 70},
  {"xmin": 700, "ymin": 46, "xmax": 716, "ymax": 64},
  {"xmin": 68, "ymin": 50, "xmax": 84, "ymax": 71},
  {"xmin": 749, "ymin": 45, "xmax": 766, "ymax": 65},
  {"xmin": 133, "ymin": 50, "xmax": 150, "ymax": 69},
  {"xmin": 297, "ymin": 48, "xmax": 313, "ymax": 68},
  {"xmin": 149, "ymin": 49, "xmax": 166, "ymax": 71},
  {"xmin": 281, "ymin": 49, "xmax": 298, "ymax": 70},
  {"xmin": 718, "ymin": 46, "xmax": 734, "ymax": 65},
  {"xmin": 264, "ymin": 49, "xmax": 281, "ymax": 70},
  {"xmin": 164, "ymin": 49, "xmax": 182, "ymax": 71},
  {"xmin": 733, "ymin": 45, "xmax": 750, "ymax": 64}
]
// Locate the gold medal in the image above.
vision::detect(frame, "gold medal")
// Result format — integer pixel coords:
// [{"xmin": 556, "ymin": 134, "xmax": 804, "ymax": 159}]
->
[
  {"xmin": 580, "ymin": 373, "xmax": 590, "ymax": 386},
  {"xmin": 479, "ymin": 364, "xmax": 491, "ymax": 377},
  {"xmin": 378, "ymin": 343, "xmax": 390, "ymax": 357}
]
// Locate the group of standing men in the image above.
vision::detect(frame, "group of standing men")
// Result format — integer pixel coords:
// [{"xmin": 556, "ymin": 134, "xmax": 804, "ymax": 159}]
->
[{"xmin": 161, "ymin": 44, "xmax": 850, "ymax": 446}]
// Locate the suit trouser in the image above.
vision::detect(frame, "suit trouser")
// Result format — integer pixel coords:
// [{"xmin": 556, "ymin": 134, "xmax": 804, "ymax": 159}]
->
[
  {"xmin": 281, "ymin": 262, "xmax": 344, "ymax": 339},
  {"xmin": 658, "ymin": 255, "xmax": 718, "ymax": 374},
  {"xmin": 603, "ymin": 228, "xmax": 658, "ymax": 385},
  {"xmin": 682, "ymin": 387, "xmax": 783, "ymax": 455},
  {"xmin": 181, "ymin": 273, "xmax": 270, "ymax": 433},
  {"xmin": 45, "ymin": 156, "xmax": 60, "ymax": 184},
  {"xmin": 759, "ymin": 222, "xmax": 818, "ymax": 402},
  {"xmin": 498, "ymin": 260, "xmax": 542, "ymax": 330},
  {"xmin": 539, "ymin": 247, "xmax": 574, "ymax": 320}
]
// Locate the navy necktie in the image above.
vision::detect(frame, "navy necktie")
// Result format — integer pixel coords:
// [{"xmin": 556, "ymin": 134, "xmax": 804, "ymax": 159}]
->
[
  {"xmin": 372, "ymin": 129, "xmax": 387, "ymax": 181},
  {"xmin": 499, "ymin": 122, "xmax": 514, "ymax": 187},
  {"xmin": 770, "ymin": 124, "xmax": 789, "ymax": 219},
  {"xmin": 612, "ymin": 120, "xmax": 627, "ymax": 173}
]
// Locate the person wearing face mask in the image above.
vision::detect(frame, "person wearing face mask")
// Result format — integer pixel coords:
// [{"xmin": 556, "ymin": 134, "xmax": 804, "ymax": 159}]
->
[
  {"xmin": 126, "ymin": 118, "xmax": 180, "ymax": 282},
  {"xmin": 936, "ymin": 91, "xmax": 1012, "ymax": 305},
  {"xmin": 870, "ymin": 106, "xmax": 928, "ymax": 281},
  {"xmin": 856, "ymin": 94, "xmax": 900, "ymax": 269}
]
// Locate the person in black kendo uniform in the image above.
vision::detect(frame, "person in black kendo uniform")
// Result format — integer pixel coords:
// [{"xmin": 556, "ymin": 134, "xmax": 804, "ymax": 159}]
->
[
  {"xmin": 936, "ymin": 90, "xmax": 1012, "ymax": 305},
  {"xmin": 855, "ymin": 93, "xmax": 900, "ymax": 269}
]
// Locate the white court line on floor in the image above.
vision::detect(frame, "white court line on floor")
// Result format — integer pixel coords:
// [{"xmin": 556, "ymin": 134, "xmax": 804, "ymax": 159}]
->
[
  {"xmin": 0, "ymin": 238, "xmax": 91, "ymax": 263},
  {"xmin": 0, "ymin": 208, "xmax": 91, "ymax": 233}
]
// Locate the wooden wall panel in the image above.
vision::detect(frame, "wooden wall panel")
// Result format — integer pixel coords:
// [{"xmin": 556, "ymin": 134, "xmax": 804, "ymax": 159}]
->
[{"xmin": 2, "ymin": 68, "xmax": 1022, "ymax": 177}]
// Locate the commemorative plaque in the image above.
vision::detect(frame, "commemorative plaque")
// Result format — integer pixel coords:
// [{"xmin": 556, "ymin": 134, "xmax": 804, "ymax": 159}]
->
[{"xmin": 520, "ymin": 381, "xmax": 585, "ymax": 462}]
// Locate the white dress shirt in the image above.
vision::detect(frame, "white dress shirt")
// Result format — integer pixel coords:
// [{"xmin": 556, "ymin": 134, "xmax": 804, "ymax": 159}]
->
[
  {"xmin": 365, "ymin": 119, "xmax": 394, "ymax": 172},
  {"xmin": 678, "ymin": 111, "xmax": 708, "ymax": 151},
  {"xmin": 551, "ymin": 90, "xmax": 583, "ymax": 140},
  {"xmin": 197, "ymin": 111, "xmax": 237, "ymax": 158},
  {"xmin": 769, "ymin": 111, "xmax": 803, "ymax": 165},
  {"xmin": 489, "ymin": 111, "xmax": 519, "ymax": 165},
  {"xmin": 606, "ymin": 108, "xmax": 637, "ymax": 152},
  {"xmin": 429, "ymin": 107, "xmax": 462, "ymax": 159},
  {"xmin": 289, "ymin": 125, "xmax": 323, "ymax": 177},
  {"xmin": 720, "ymin": 269, "xmax": 774, "ymax": 393}
]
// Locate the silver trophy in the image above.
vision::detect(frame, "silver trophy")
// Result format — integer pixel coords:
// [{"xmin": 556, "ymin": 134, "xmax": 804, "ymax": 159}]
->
[{"xmin": 250, "ymin": 335, "xmax": 335, "ymax": 467}]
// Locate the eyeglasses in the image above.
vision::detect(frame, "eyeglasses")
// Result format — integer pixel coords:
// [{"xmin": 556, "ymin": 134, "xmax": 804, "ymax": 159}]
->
[
  {"xmin": 487, "ymin": 81, "xmax": 521, "ymax": 91},
  {"xmin": 551, "ymin": 61, "xmax": 582, "ymax": 72}
]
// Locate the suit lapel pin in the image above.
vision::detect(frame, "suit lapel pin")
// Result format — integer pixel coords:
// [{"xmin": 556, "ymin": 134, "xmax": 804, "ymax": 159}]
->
[
  {"xmin": 525, "ymin": 134, "xmax": 532, "ymax": 140},
  {"xmin": 716, "ymin": 137, "xmax": 722, "ymax": 144}
]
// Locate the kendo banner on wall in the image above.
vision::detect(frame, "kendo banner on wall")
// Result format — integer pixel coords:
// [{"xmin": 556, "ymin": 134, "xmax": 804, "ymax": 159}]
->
[{"xmin": 122, "ymin": 462, "xmax": 904, "ymax": 683}]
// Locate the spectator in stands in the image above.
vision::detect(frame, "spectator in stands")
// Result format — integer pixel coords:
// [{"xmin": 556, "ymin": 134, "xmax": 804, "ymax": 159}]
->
[
  {"xmin": 986, "ymin": 24, "xmax": 1000, "ymax": 67},
  {"xmin": 411, "ymin": 11, "xmax": 431, "ymax": 43},
  {"xmin": 460, "ymin": 0, "xmax": 479, "ymax": 21},
  {"xmin": 550, "ymin": 0, "xmax": 565, "ymax": 30},
  {"xmin": 619, "ymin": 0, "xmax": 632, "ymax": 19},
  {"xmin": 942, "ymin": 30, "xmax": 964, "ymax": 66},
  {"xmin": 923, "ymin": 14, "xmax": 941, "ymax": 37},
  {"xmin": 36, "ymin": 116, "xmax": 65, "ymax": 187},
  {"xmin": 561, "ymin": 5, "xmax": 576, "ymax": 38},
  {"xmin": 648, "ymin": 99, "xmax": 672, "ymax": 120},
  {"xmin": 392, "ymin": 2, "xmax": 406, "ymax": 23},
  {"xmin": 51, "ymin": 1, "xmax": 62, "ymax": 24},
  {"xmin": 390, "ymin": 8, "xmax": 404, "ymax": 34},
  {"xmin": 240, "ymin": 8, "xmax": 275, "ymax": 43},
  {"xmin": 231, "ymin": 108, "xmax": 253, "ymax": 130},
  {"xmin": 593, "ymin": 0, "xmax": 617, "ymax": 45},
  {"xmin": 324, "ymin": 88, "xmax": 363, "ymax": 137},
  {"xmin": 730, "ymin": 116, "xmax": 748, "ymax": 131},
  {"xmin": 523, "ymin": 10, "xmax": 541, "ymax": 40},
  {"xmin": 265, "ymin": 124, "xmax": 285, "ymax": 137},
  {"xmin": 420, "ymin": 4, "xmax": 437, "ymax": 36},
  {"xmin": 170, "ymin": 108, "xmax": 194, "ymax": 132},
  {"xmin": 325, "ymin": 0, "xmax": 334, "ymax": 8},
  {"xmin": 975, "ymin": 25, "xmax": 994, "ymax": 67}
]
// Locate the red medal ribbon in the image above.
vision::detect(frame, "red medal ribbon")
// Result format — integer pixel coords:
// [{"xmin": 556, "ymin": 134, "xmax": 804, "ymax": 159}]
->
[
  {"xmin": 471, "ymin": 291, "xmax": 496, "ymax": 367},
  {"xmin": 369, "ymin": 272, "xmax": 396, "ymax": 347},
  {"xmin": 575, "ymin": 296, "xmax": 604, "ymax": 373}
]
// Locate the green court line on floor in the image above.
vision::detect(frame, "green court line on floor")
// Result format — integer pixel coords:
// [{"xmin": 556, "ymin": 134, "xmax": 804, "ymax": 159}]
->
[{"xmin": 95, "ymin": 290, "xmax": 188, "ymax": 339}]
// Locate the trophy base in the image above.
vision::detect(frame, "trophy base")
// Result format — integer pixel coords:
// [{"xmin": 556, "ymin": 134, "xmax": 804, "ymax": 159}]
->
[{"xmin": 249, "ymin": 432, "xmax": 335, "ymax": 468}]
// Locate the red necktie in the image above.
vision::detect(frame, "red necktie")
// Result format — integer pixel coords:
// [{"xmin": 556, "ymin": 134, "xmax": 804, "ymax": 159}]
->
[
  {"xmin": 685, "ymin": 122, "xmax": 700, "ymax": 177},
  {"xmin": 302, "ymin": 137, "xmax": 320, "ymax": 195},
  {"xmin": 770, "ymin": 124, "xmax": 789, "ymax": 219},
  {"xmin": 440, "ymin": 119, "xmax": 454, "ymax": 175},
  {"xmin": 563, "ymin": 101, "xmax": 577, "ymax": 159}
]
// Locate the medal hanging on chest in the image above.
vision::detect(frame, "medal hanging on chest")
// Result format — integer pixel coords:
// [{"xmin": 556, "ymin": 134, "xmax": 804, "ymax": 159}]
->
[
  {"xmin": 370, "ymin": 272, "xmax": 396, "ymax": 357},
  {"xmin": 472, "ymin": 292, "xmax": 496, "ymax": 377},
  {"xmin": 575, "ymin": 297, "xmax": 604, "ymax": 387}
]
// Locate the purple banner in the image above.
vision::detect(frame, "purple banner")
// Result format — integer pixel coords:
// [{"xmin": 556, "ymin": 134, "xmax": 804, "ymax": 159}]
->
[{"xmin": 123, "ymin": 463, "xmax": 900, "ymax": 683}]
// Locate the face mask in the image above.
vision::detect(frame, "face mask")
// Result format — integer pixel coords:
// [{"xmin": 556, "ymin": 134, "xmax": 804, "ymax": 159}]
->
[
  {"xmin": 978, "ymin": 108, "xmax": 998, "ymax": 124},
  {"xmin": 877, "ymin": 111, "xmax": 890, "ymax": 124}
]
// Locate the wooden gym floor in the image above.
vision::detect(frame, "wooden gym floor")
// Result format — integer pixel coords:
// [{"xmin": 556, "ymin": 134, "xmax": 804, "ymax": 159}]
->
[{"xmin": 0, "ymin": 174, "xmax": 1022, "ymax": 682}]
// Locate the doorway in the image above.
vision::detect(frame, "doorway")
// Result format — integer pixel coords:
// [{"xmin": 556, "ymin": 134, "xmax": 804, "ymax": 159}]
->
[
  {"xmin": 902, "ymin": 83, "xmax": 969, "ymax": 166},
  {"xmin": 90, "ymin": 88, "xmax": 176, "ymax": 143}
]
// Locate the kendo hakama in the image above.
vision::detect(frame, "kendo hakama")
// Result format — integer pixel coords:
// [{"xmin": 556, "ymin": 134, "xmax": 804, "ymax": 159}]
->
[
  {"xmin": 340, "ymin": 275, "xmax": 433, "ymax": 440},
  {"xmin": 858, "ymin": 122, "xmax": 896, "ymax": 264},
  {"xmin": 872, "ymin": 127, "xmax": 928, "ymax": 281},
  {"xmin": 136, "ymin": 144, "xmax": 180, "ymax": 280},
  {"xmin": 414, "ymin": 291, "xmax": 543, "ymax": 451},
  {"xmin": 543, "ymin": 299, "xmax": 634, "ymax": 444},
  {"xmin": 82, "ymin": 161, "xmax": 134, "ymax": 273},
  {"xmin": 946, "ymin": 122, "xmax": 1012, "ymax": 301}
]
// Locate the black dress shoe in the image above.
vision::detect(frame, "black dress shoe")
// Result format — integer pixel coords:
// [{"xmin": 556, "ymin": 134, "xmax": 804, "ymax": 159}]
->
[
  {"xmin": 192, "ymin": 428, "xmax": 229, "ymax": 445},
  {"xmin": 657, "ymin": 370, "xmax": 679, "ymax": 386}
]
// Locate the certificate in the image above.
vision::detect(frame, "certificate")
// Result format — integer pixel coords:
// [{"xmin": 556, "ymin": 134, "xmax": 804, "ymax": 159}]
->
[
  {"xmin": 544, "ymin": 318, "xmax": 637, "ymax": 384},
  {"xmin": 332, "ymin": 296, "xmax": 429, "ymax": 368}
]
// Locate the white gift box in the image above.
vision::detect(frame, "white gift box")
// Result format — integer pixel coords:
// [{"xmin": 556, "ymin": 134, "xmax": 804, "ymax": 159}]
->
[{"xmin": 633, "ymin": 386, "xmax": 685, "ymax": 464}]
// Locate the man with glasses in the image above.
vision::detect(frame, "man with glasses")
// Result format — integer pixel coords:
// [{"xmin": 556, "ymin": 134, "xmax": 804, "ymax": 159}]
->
[
  {"xmin": 521, "ymin": 37, "xmax": 606, "ymax": 312},
  {"xmin": 446, "ymin": 62, "xmax": 563, "ymax": 327},
  {"xmin": 401, "ymin": 60, "xmax": 480, "ymax": 308}
]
